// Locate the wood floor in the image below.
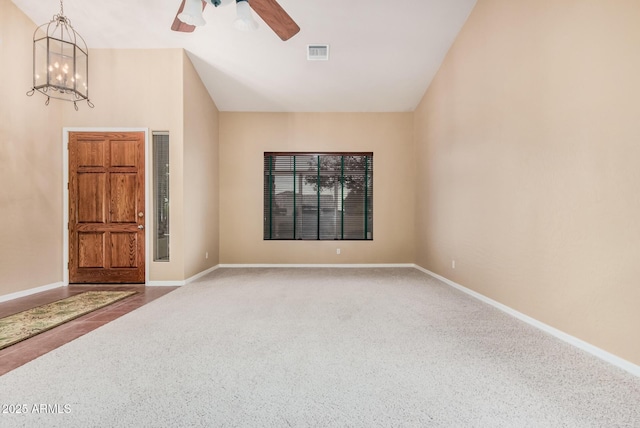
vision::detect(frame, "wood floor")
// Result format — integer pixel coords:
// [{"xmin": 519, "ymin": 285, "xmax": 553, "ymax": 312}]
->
[{"xmin": 0, "ymin": 285, "xmax": 178, "ymax": 376}]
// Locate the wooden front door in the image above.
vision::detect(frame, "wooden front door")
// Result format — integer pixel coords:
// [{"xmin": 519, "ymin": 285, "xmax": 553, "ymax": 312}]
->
[{"xmin": 69, "ymin": 132, "xmax": 145, "ymax": 283}]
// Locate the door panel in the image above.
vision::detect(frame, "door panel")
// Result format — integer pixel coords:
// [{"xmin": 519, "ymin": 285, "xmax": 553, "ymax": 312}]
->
[
  {"xmin": 110, "ymin": 233, "xmax": 138, "ymax": 268},
  {"xmin": 111, "ymin": 140, "xmax": 138, "ymax": 167},
  {"xmin": 69, "ymin": 132, "xmax": 145, "ymax": 283},
  {"xmin": 78, "ymin": 232, "xmax": 105, "ymax": 268},
  {"xmin": 110, "ymin": 173, "xmax": 137, "ymax": 222},
  {"xmin": 77, "ymin": 140, "xmax": 106, "ymax": 167},
  {"xmin": 77, "ymin": 173, "xmax": 106, "ymax": 223}
]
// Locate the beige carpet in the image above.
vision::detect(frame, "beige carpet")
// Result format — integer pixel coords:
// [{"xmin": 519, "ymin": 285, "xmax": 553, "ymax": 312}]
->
[
  {"xmin": 0, "ymin": 291, "xmax": 136, "ymax": 350},
  {"xmin": 0, "ymin": 268, "xmax": 638, "ymax": 427}
]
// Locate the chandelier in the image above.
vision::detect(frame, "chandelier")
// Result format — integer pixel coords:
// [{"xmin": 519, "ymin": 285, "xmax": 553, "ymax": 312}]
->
[{"xmin": 27, "ymin": 0, "xmax": 93, "ymax": 110}]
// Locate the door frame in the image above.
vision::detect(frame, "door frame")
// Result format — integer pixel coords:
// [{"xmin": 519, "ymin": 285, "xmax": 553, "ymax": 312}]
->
[{"xmin": 62, "ymin": 128, "xmax": 150, "ymax": 285}]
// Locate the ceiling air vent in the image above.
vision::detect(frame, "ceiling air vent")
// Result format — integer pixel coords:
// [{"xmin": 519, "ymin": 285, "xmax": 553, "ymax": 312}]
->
[{"xmin": 307, "ymin": 44, "xmax": 329, "ymax": 61}]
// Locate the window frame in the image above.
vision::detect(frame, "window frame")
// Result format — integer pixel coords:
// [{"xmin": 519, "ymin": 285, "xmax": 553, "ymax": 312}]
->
[
  {"xmin": 152, "ymin": 131, "xmax": 170, "ymax": 262},
  {"xmin": 264, "ymin": 151, "xmax": 373, "ymax": 241}
]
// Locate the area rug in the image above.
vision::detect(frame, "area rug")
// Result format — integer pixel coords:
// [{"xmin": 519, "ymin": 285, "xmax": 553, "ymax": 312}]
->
[{"xmin": 0, "ymin": 290, "xmax": 137, "ymax": 350}]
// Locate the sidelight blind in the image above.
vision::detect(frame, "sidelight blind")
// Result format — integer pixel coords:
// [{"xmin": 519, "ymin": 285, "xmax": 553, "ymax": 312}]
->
[
  {"xmin": 153, "ymin": 132, "xmax": 170, "ymax": 261},
  {"xmin": 264, "ymin": 152, "xmax": 373, "ymax": 240}
]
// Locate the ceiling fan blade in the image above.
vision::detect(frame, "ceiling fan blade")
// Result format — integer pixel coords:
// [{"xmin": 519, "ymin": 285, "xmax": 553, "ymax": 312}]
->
[
  {"xmin": 250, "ymin": 0, "xmax": 300, "ymax": 41},
  {"xmin": 171, "ymin": 0, "xmax": 207, "ymax": 33}
]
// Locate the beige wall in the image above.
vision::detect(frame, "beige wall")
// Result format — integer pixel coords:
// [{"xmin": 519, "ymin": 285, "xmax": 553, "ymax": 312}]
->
[
  {"xmin": 63, "ymin": 49, "xmax": 187, "ymax": 282},
  {"xmin": 219, "ymin": 113, "xmax": 415, "ymax": 264},
  {"xmin": 0, "ymin": 0, "xmax": 219, "ymax": 291},
  {"xmin": 182, "ymin": 51, "xmax": 220, "ymax": 278},
  {"xmin": 414, "ymin": 0, "xmax": 640, "ymax": 365},
  {"xmin": 0, "ymin": 0, "xmax": 64, "ymax": 295},
  {"xmin": 62, "ymin": 49, "xmax": 222, "ymax": 282}
]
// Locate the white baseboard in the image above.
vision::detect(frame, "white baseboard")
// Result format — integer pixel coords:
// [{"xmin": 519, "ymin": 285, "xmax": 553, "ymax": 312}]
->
[
  {"xmin": 218, "ymin": 263, "xmax": 415, "ymax": 269},
  {"xmin": 147, "ymin": 280, "xmax": 186, "ymax": 287},
  {"xmin": 146, "ymin": 265, "xmax": 221, "ymax": 287},
  {"xmin": 185, "ymin": 265, "xmax": 221, "ymax": 284},
  {"xmin": 413, "ymin": 264, "xmax": 640, "ymax": 378},
  {"xmin": 0, "ymin": 281, "xmax": 65, "ymax": 303}
]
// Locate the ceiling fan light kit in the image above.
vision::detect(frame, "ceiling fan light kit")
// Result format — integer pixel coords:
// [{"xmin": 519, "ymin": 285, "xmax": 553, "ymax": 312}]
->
[
  {"xmin": 172, "ymin": 0, "xmax": 300, "ymax": 41},
  {"xmin": 178, "ymin": 0, "xmax": 207, "ymax": 27},
  {"xmin": 233, "ymin": 0, "xmax": 259, "ymax": 31}
]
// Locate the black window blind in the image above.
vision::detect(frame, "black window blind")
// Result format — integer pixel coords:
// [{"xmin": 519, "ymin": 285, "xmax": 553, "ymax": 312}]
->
[{"xmin": 264, "ymin": 153, "xmax": 373, "ymax": 240}]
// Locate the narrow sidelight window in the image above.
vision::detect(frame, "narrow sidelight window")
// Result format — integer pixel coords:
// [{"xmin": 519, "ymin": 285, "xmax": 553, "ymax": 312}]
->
[
  {"xmin": 153, "ymin": 132, "xmax": 170, "ymax": 261},
  {"xmin": 264, "ymin": 152, "xmax": 373, "ymax": 240}
]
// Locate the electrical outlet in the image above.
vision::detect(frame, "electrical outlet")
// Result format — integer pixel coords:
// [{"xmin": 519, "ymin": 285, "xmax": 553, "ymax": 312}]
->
[
  {"xmin": 205, "ymin": 252, "xmax": 209, "ymax": 259},
  {"xmin": 336, "ymin": 248, "xmax": 341, "ymax": 255},
  {"xmin": 452, "ymin": 259, "xmax": 455, "ymax": 269}
]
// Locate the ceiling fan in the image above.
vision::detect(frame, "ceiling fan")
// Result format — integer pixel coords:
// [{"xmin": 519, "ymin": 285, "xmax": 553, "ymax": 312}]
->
[{"xmin": 171, "ymin": 0, "xmax": 300, "ymax": 41}]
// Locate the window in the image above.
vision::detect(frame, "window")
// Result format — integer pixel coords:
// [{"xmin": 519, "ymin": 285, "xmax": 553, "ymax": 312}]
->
[
  {"xmin": 153, "ymin": 132, "xmax": 170, "ymax": 261},
  {"xmin": 264, "ymin": 152, "xmax": 373, "ymax": 240}
]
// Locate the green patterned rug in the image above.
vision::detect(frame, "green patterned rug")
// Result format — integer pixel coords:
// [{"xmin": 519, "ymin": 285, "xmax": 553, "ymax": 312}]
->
[{"xmin": 0, "ymin": 291, "xmax": 137, "ymax": 350}]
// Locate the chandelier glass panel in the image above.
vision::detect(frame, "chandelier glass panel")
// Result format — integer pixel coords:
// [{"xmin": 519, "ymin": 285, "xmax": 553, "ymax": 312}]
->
[{"xmin": 28, "ymin": 0, "xmax": 93, "ymax": 109}]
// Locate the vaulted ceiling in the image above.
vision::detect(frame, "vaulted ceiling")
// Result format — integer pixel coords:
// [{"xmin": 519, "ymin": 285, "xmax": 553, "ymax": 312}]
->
[{"xmin": 12, "ymin": 0, "xmax": 477, "ymax": 112}]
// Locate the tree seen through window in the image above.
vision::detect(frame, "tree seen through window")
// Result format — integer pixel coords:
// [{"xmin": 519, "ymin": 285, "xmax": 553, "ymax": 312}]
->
[{"xmin": 264, "ymin": 153, "xmax": 373, "ymax": 240}]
